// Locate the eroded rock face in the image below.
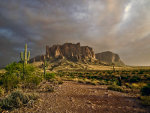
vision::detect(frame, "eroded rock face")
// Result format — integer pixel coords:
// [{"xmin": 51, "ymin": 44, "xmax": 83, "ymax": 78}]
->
[
  {"xmin": 95, "ymin": 51, "xmax": 125, "ymax": 66},
  {"xmin": 46, "ymin": 43, "xmax": 95, "ymax": 61}
]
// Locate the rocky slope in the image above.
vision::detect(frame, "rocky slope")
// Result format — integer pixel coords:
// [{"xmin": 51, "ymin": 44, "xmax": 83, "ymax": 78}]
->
[{"xmin": 95, "ymin": 51, "xmax": 125, "ymax": 66}]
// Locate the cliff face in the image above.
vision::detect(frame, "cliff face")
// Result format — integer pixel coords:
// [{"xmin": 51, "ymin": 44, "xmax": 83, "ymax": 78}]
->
[
  {"xmin": 30, "ymin": 43, "xmax": 96, "ymax": 63},
  {"xmin": 95, "ymin": 51, "xmax": 125, "ymax": 66},
  {"xmin": 46, "ymin": 43, "xmax": 95, "ymax": 61}
]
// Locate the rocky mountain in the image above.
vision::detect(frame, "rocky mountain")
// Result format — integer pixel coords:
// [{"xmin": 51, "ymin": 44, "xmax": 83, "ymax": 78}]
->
[
  {"xmin": 46, "ymin": 43, "xmax": 95, "ymax": 61},
  {"xmin": 30, "ymin": 43, "xmax": 125, "ymax": 66},
  {"xmin": 95, "ymin": 51, "xmax": 125, "ymax": 66},
  {"xmin": 30, "ymin": 43, "xmax": 96, "ymax": 63}
]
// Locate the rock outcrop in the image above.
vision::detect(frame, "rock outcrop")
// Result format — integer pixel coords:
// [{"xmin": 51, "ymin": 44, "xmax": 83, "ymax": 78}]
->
[
  {"xmin": 95, "ymin": 51, "xmax": 125, "ymax": 66},
  {"xmin": 46, "ymin": 43, "xmax": 95, "ymax": 61},
  {"xmin": 30, "ymin": 43, "xmax": 96, "ymax": 63}
]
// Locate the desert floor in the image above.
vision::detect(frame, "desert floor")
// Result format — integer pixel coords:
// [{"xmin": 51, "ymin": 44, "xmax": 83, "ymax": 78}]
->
[{"xmin": 13, "ymin": 81, "xmax": 150, "ymax": 113}]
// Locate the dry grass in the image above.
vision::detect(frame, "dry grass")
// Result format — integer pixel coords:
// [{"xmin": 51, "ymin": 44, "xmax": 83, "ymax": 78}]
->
[{"xmin": 0, "ymin": 69, "xmax": 6, "ymax": 74}]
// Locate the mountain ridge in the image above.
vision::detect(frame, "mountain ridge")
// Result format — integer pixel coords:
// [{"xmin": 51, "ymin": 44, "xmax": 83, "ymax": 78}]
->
[{"xmin": 30, "ymin": 43, "xmax": 125, "ymax": 66}]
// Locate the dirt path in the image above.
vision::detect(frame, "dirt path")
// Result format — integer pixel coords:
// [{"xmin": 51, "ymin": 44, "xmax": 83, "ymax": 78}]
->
[{"xmin": 17, "ymin": 81, "xmax": 149, "ymax": 113}]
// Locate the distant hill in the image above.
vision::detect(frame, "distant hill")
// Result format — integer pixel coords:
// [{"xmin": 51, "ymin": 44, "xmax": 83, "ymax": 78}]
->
[{"xmin": 95, "ymin": 51, "xmax": 125, "ymax": 66}]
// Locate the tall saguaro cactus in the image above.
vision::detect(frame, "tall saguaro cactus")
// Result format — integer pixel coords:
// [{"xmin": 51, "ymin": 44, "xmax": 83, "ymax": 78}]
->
[
  {"xmin": 20, "ymin": 44, "xmax": 30, "ymax": 64},
  {"xmin": 20, "ymin": 44, "xmax": 30, "ymax": 79}
]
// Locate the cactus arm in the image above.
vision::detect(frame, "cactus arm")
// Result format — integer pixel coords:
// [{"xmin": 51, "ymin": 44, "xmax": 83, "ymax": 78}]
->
[
  {"xmin": 44, "ymin": 56, "xmax": 47, "ymax": 78},
  {"xmin": 27, "ymin": 51, "xmax": 30, "ymax": 61},
  {"xmin": 24, "ymin": 44, "xmax": 27, "ymax": 64},
  {"xmin": 20, "ymin": 52, "xmax": 24, "ymax": 61}
]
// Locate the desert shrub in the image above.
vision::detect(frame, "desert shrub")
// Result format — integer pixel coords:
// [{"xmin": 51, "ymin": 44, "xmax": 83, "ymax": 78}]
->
[
  {"xmin": 131, "ymin": 83, "xmax": 140, "ymax": 89},
  {"xmin": 98, "ymin": 80, "xmax": 107, "ymax": 85},
  {"xmin": 72, "ymin": 78, "xmax": 79, "ymax": 82},
  {"xmin": 25, "ymin": 74, "xmax": 42, "ymax": 88},
  {"xmin": 81, "ymin": 79, "xmax": 99, "ymax": 85},
  {"xmin": 58, "ymin": 80, "xmax": 63, "ymax": 84},
  {"xmin": 90, "ymin": 80, "xmax": 99, "ymax": 85},
  {"xmin": 145, "ymin": 74, "xmax": 150, "ymax": 80},
  {"xmin": 125, "ymin": 83, "xmax": 132, "ymax": 88},
  {"xmin": 45, "ymin": 85, "xmax": 54, "ymax": 92},
  {"xmin": 23, "ymin": 64, "xmax": 36, "ymax": 77},
  {"xmin": 69, "ymin": 73, "xmax": 75, "ymax": 78},
  {"xmin": 0, "ymin": 87, "xmax": 4, "ymax": 96},
  {"xmin": 108, "ymin": 85, "xmax": 124, "ymax": 92},
  {"xmin": 57, "ymin": 72, "xmax": 64, "ymax": 77},
  {"xmin": 138, "ymin": 70, "xmax": 144, "ymax": 74},
  {"xmin": 45, "ymin": 73, "xmax": 56, "ymax": 80},
  {"xmin": 5, "ymin": 62, "xmax": 36, "ymax": 80},
  {"xmin": 141, "ymin": 84, "xmax": 150, "ymax": 96},
  {"xmin": 5, "ymin": 62, "xmax": 22, "ymax": 75},
  {"xmin": 0, "ymin": 90, "xmax": 38, "ymax": 110},
  {"xmin": 120, "ymin": 75, "xmax": 129, "ymax": 81},
  {"xmin": 130, "ymin": 75, "xmax": 141, "ymax": 83},
  {"xmin": 140, "ymin": 96, "xmax": 150, "ymax": 106},
  {"xmin": 131, "ymin": 83, "xmax": 147, "ymax": 89},
  {"xmin": 1, "ymin": 63, "xmax": 38, "ymax": 90},
  {"xmin": 1, "ymin": 73, "xmax": 20, "ymax": 91},
  {"xmin": 84, "ymin": 79, "xmax": 92, "ymax": 84},
  {"xmin": 78, "ymin": 79, "xmax": 85, "ymax": 84}
]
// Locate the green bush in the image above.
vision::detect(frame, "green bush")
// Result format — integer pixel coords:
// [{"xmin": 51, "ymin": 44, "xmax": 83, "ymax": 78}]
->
[
  {"xmin": 0, "ymin": 90, "xmax": 38, "ymax": 110},
  {"xmin": 25, "ymin": 74, "xmax": 42, "ymax": 87},
  {"xmin": 23, "ymin": 64, "xmax": 36, "ymax": 77},
  {"xmin": 141, "ymin": 84, "xmax": 150, "ymax": 96},
  {"xmin": 0, "ymin": 62, "xmax": 39, "ymax": 91},
  {"xmin": 5, "ymin": 62, "xmax": 22, "ymax": 75},
  {"xmin": 108, "ymin": 85, "xmax": 124, "ymax": 92},
  {"xmin": 130, "ymin": 75, "xmax": 141, "ymax": 83},
  {"xmin": 1, "ymin": 73, "xmax": 20, "ymax": 91},
  {"xmin": 45, "ymin": 73, "xmax": 56, "ymax": 80},
  {"xmin": 5, "ymin": 62, "xmax": 36, "ymax": 80}
]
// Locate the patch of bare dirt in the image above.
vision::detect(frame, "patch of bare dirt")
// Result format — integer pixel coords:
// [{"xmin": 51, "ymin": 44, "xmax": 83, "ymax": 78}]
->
[{"xmin": 13, "ymin": 81, "xmax": 150, "ymax": 113}]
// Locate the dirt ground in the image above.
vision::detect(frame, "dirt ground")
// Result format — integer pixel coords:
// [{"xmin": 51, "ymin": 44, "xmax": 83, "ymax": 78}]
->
[{"xmin": 13, "ymin": 81, "xmax": 150, "ymax": 113}]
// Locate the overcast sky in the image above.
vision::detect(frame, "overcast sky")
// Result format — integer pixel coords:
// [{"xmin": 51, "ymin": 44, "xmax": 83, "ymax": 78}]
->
[{"xmin": 0, "ymin": 0, "xmax": 150, "ymax": 66}]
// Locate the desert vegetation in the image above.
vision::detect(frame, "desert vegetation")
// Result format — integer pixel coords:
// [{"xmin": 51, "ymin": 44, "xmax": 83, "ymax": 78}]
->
[
  {"xmin": 57, "ymin": 69, "xmax": 150, "ymax": 106},
  {"xmin": 0, "ymin": 62, "xmax": 150, "ymax": 112},
  {"xmin": 0, "ymin": 61, "xmax": 62, "ymax": 112}
]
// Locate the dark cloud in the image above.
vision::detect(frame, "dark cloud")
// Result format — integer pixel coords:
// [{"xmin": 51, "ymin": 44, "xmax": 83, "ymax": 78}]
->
[{"xmin": 0, "ymin": 0, "xmax": 150, "ymax": 66}]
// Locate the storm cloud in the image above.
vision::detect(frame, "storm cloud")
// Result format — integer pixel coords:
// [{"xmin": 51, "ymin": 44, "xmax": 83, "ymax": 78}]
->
[{"xmin": 0, "ymin": 0, "xmax": 150, "ymax": 66}]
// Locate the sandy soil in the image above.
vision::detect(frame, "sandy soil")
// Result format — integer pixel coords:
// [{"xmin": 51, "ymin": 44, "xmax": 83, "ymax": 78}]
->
[{"xmin": 13, "ymin": 81, "xmax": 150, "ymax": 113}]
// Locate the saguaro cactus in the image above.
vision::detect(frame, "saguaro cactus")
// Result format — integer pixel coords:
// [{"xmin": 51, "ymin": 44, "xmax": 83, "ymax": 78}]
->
[
  {"xmin": 112, "ymin": 63, "xmax": 115, "ymax": 72},
  {"xmin": 43, "ymin": 56, "xmax": 47, "ymax": 78},
  {"xmin": 20, "ymin": 44, "xmax": 30, "ymax": 79},
  {"xmin": 20, "ymin": 44, "xmax": 30, "ymax": 64}
]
